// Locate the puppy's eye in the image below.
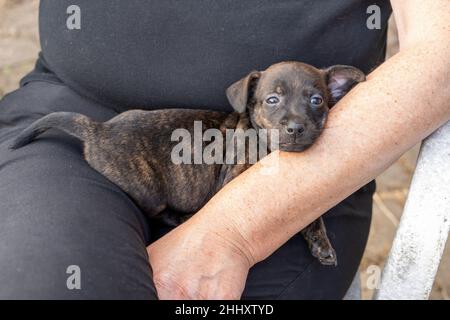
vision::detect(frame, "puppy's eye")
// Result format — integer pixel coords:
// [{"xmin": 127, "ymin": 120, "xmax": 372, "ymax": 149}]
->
[
  {"xmin": 266, "ymin": 96, "xmax": 280, "ymax": 105},
  {"xmin": 310, "ymin": 94, "xmax": 323, "ymax": 106}
]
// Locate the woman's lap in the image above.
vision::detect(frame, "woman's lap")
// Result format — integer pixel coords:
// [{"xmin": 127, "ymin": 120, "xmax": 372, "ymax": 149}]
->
[
  {"xmin": 0, "ymin": 81, "xmax": 155, "ymax": 299},
  {"xmin": 0, "ymin": 80, "xmax": 373, "ymax": 299}
]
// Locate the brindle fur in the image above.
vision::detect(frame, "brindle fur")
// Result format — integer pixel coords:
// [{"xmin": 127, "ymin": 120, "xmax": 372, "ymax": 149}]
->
[{"xmin": 10, "ymin": 61, "xmax": 366, "ymax": 266}]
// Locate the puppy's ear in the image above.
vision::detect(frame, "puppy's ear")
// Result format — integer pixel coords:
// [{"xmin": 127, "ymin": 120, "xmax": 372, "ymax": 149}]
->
[
  {"xmin": 226, "ymin": 71, "xmax": 261, "ymax": 113},
  {"xmin": 325, "ymin": 65, "xmax": 365, "ymax": 106}
]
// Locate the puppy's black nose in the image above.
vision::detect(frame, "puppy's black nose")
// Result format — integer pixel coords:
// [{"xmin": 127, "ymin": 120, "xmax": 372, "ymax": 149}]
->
[{"xmin": 286, "ymin": 122, "xmax": 305, "ymax": 135}]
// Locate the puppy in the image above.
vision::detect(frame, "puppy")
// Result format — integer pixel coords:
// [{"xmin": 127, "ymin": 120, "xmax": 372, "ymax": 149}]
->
[{"xmin": 10, "ymin": 61, "xmax": 365, "ymax": 265}]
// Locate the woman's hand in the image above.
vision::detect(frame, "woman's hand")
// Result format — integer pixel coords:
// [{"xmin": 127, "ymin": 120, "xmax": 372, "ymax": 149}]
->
[{"xmin": 147, "ymin": 214, "xmax": 254, "ymax": 300}]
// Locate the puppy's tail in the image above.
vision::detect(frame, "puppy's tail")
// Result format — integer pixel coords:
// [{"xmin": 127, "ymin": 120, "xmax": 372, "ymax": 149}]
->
[{"xmin": 9, "ymin": 112, "xmax": 98, "ymax": 150}]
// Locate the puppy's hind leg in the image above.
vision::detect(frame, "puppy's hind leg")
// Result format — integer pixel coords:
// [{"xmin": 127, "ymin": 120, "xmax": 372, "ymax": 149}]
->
[
  {"xmin": 301, "ymin": 217, "xmax": 337, "ymax": 266},
  {"xmin": 86, "ymin": 149, "xmax": 169, "ymax": 220}
]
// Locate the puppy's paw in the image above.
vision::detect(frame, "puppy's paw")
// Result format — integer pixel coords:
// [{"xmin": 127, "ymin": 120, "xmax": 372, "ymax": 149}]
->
[{"xmin": 311, "ymin": 243, "xmax": 338, "ymax": 266}]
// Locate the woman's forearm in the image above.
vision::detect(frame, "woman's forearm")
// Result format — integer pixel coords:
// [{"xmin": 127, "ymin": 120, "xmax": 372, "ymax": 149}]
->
[{"xmin": 188, "ymin": 28, "xmax": 450, "ymax": 265}]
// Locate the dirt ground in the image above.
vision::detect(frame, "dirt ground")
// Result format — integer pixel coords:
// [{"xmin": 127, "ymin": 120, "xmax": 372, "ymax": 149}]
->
[{"xmin": 0, "ymin": 0, "xmax": 448, "ymax": 300}]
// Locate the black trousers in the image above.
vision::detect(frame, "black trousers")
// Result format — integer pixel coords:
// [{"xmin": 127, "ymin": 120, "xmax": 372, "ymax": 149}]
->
[{"xmin": 0, "ymin": 76, "xmax": 375, "ymax": 299}]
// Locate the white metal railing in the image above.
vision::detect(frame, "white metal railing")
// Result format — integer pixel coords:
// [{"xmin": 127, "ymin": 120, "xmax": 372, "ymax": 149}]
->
[
  {"xmin": 344, "ymin": 121, "xmax": 450, "ymax": 300},
  {"xmin": 375, "ymin": 120, "xmax": 450, "ymax": 299}
]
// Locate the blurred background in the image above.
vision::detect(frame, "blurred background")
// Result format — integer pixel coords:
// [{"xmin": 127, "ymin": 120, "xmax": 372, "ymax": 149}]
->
[{"xmin": 0, "ymin": 0, "xmax": 448, "ymax": 299}]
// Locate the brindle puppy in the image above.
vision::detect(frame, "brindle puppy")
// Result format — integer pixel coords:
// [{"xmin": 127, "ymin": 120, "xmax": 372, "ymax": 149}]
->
[{"xmin": 10, "ymin": 61, "xmax": 365, "ymax": 266}]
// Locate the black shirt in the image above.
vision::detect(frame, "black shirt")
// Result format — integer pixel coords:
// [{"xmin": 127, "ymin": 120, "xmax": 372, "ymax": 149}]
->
[{"xmin": 36, "ymin": 0, "xmax": 391, "ymax": 111}]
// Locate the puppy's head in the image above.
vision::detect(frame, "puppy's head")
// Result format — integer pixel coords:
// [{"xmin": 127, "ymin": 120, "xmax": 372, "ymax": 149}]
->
[{"xmin": 226, "ymin": 61, "xmax": 365, "ymax": 152}]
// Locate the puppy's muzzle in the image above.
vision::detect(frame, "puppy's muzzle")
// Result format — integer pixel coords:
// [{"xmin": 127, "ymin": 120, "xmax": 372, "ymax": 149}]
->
[{"xmin": 285, "ymin": 121, "xmax": 305, "ymax": 135}]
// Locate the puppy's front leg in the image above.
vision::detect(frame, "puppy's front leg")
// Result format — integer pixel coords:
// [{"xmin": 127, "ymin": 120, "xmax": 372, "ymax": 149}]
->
[{"xmin": 301, "ymin": 218, "xmax": 337, "ymax": 266}]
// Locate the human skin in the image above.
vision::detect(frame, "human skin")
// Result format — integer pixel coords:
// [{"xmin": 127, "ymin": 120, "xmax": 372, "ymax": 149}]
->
[{"xmin": 148, "ymin": 0, "xmax": 450, "ymax": 299}]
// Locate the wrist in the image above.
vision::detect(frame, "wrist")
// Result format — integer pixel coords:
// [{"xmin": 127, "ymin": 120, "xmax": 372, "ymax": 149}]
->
[{"xmin": 187, "ymin": 210, "xmax": 259, "ymax": 268}]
